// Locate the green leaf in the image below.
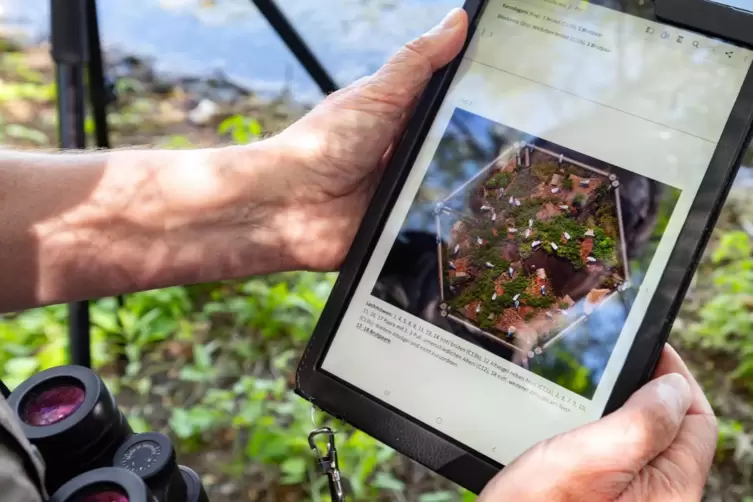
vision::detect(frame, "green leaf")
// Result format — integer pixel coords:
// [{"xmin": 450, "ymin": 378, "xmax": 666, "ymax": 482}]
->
[
  {"xmin": 90, "ymin": 306, "xmax": 120, "ymax": 333},
  {"xmin": 5, "ymin": 124, "xmax": 48, "ymax": 144},
  {"xmin": 218, "ymin": 115, "xmax": 241, "ymax": 135},
  {"xmin": 280, "ymin": 457, "xmax": 307, "ymax": 484},
  {"xmin": 460, "ymin": 488, "xmax": 478, "ymax": 502},
  {"xmin": 371, "ymin": 472, "xmax": 405, "ymax": 491},
  {"xmin": 127, "ymin": 414, "xmax": 151, "ymax": 434},
  {"xmin": 4, "ymin": 357, "xmax": 39, "ymax": 378},
  {"xmin": 169, "ymin": 408, "xmax": 195, "ymax": 439},
  {"xmin": 248, "ymin": 119, "xmax": 263, "ymax": 137},
  {"xmin": 419, "ymin": 492, "xmax": 457, "ymax": 502},
  {"xmin": 246, "ymin": 428, "xmax": 292, "ymax": 463},
  {"xmin": 712, "ymin": 231, "xmax": 751, "ymax": 263},
  {"xmin": 232, "ymin": 401, "xmax": 264, "ymax": 427},
  {"xmin": 193, "ymin": 343, "xmax": 214, "ymax": 369},
  {"xmin": 179, "ymin": 366, "xmax": 211, "ymax": 383}
]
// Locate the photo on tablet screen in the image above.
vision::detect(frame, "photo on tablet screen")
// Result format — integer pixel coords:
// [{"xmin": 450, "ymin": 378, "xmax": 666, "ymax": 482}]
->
[{"xmin": 371, "ymin": 108, "xmax": 681, "ymax": 399}]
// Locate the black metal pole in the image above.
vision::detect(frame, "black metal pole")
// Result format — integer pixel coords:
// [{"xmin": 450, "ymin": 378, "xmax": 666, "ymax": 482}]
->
[
  {"xmin": 251, "ymin": 0, "xmax": 339, "ymax": 95},
  {"xmin": 85, "ymin": 0, "xmax": 111, "ymax": 150},
  {"xmin": 51, "ymin": 0, "xmax": 92, "ymax": 368},
  {"xmin": 85, "ymin": 0, "xmax": 129, "ymax": 368},
  {"xmin": 0, "ymin": 378, "xmax": 10, "ymax": 399}
]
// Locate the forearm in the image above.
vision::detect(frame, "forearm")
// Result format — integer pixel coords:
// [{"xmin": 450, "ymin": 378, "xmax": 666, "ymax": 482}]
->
[{"xmin": 0, "ymin": 141, "xmax": 297, "ymax": 312}]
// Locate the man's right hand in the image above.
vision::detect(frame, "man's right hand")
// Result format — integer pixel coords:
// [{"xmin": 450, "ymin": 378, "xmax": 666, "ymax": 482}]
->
[{"xmin": 478, "ymin": 345, "xmax": 717, "ymax": 501}]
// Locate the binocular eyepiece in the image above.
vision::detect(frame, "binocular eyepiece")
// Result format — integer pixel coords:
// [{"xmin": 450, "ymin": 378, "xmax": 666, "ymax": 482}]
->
[
  {"xmin": 7, "ymin": 365, "xmax": 208, "ymax": 502},
  {"xmin": 47, "ymin": 464, "xmax": 207, "ymax": 502}
]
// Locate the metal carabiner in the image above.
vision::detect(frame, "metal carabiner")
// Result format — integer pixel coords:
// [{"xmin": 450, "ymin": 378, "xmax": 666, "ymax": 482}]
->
[{"xmin": 308, "ymin": 427, "xmax": 345, "ymax": 502}]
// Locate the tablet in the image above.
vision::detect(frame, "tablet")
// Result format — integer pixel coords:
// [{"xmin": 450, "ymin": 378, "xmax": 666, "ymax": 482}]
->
[
  {"xmin": 656, "ymin": 0, "xmax": 753, "ymax": 48},
  {"xmin": 297, "ymin": 0, "xmax": 753, "ymax": 492}
]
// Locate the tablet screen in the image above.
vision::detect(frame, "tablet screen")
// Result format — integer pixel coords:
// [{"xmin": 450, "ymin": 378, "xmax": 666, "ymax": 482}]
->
[{"xmin": 321, "ymin": 0, "xmax": 752, "ymax": 466}]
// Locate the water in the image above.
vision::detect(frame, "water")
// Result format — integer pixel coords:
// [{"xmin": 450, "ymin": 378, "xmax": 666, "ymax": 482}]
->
[
  {"xmin": 1, "ymin": 0, "xmax": 751, "ymax": 180},
  {"xmin": 0, "ymin": 0, "xmax": 461, "ymax": 103}
]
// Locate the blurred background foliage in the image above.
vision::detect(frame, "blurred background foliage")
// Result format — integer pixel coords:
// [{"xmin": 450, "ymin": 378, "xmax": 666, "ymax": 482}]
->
[{"xmin": 0, "ymin": 2, "xmax": 752, "ymax": 500}]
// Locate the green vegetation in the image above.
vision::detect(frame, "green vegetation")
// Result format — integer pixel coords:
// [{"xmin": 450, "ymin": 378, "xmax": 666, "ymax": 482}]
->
[
  {"xmin": 534, "ymin": 216, "xmax": 589, "ymax": 268},
  {"xmin": 523, "ymin": 294, "xmax": 557, "ymax": 309},
  {"xmin": 505, "ymin": 169, "xmax": 539, "ymax": 199},
  {"xmin": 449, "ymin": 158, "xmax": 623, "ymax": 336},
  {"xmin": 0, "ymin": 45, "xmax": 473, "ymax": 502},
  {"xmin": 670, "ymin": 204, "xmax": 753, "ymax": 499},
  {"xmin": 562, "ymin": 176, "xmax": 573, "ymax": 191},
  {"xmin": 468, "ymin": 243, "xmax": 508, "ymax": 270},
  {"xmin": 592, "ymin": 227, "xmax": 617, "ymax": 263},
  {"xmin": 485, "ymin": 172, "xmax": 511, "ymax": 189},
  {"xmin": 510, "ymin": 198, "xmax": 544, "ymax": 228},
  {"xmin": 533, "ymin": 348, "xmax": 594, "ymax": 397},
  {"xmin": 595, "ymin": 197, "xmax": 619, "ymax": 236},
  {"xmin": 531, "ymin": 160, "xmax": 559, "ymax": 181},
  {"xmin": 519, "ymin": 241, "xmax": 533, "ymax": 260}
]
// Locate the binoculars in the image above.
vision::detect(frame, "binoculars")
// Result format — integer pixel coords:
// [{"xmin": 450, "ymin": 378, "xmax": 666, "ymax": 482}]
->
[{"xmin": 6, "ymin": 365, "xmax": 208, "ymax": 502}]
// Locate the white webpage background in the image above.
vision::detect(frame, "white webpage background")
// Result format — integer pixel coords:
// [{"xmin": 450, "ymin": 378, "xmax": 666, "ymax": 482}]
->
[{"xmin": 322, "ymin": 0, "xmax": 751, "ymax": 466}]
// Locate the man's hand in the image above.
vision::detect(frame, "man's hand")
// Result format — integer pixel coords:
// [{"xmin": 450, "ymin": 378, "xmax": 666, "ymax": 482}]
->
[
  {"xmin": 0, "ymin": 9, "xmax": 468, "ymax": 311},
  {"xmin": 264, "ymin": 8, "xmax": 468, "ymax": 271},
  {"xmin": 478, "ymin": 345, "xmax": 717, "ymax": 502}
]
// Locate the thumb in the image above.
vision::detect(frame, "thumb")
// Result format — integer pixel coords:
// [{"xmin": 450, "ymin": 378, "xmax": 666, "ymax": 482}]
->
[
  {"xmin": 566, "ymin": 372, "xmax": 692, "ymax": 471},
  {"xmin": 333, "ymin": 8, "xmax": 468, "ymax": 115},
  {"xmin": 479, "ymin": 373, "xmax": 692, "ymax": 501}
]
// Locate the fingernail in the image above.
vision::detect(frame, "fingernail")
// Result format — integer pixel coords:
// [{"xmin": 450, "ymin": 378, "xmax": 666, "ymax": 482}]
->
[
  {"xmin": 427, "ymin": 8, "xmax": 463, "ymax": 35},
  {"xmin": 654, "ymin": 373, "xmax": 691, "ymax": 423}
]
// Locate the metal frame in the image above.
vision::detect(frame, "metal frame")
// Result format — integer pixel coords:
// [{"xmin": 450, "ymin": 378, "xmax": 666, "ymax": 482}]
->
[
  {"xmin": 434, "ymin": 141, "xmax": 630, "ymax": 362},
  {"xmin": 53, "ymin": 0, "xmax": 338, "ymax": 367}
]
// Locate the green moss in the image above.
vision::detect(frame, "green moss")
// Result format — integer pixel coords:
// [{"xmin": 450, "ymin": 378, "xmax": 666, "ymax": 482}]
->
[
  {"xmin": 450, "ymin": 267, "xmax": 499, "ymax": 311},
  {"xmin": 592, "ymin": 228, "xmax": 617, "ymax": 262},
  {"xmin": 506, "ymin": 169, "xmax": 540, "ymax": 199},
  {"xmin": 519, "ymin": 242, "xmax": 533, "ymax": 259},
  {"xmin": 532, "ymin": 216, "xmax": 587, "ymax": 268},
  {"xmin": 532, "ymin": 161, "xmax": 559, "ymax": 181},
  {"xmin": 563, "ymin": 176, "xmax": 574, "ymax": 191},
  {"xmin": 512, "ymin": 199, "xmax": 542, "ymax": 227},
  {"xmin": 468, "ymin": 241, "xmax": 510, "ymax": 270},
  {"xmin": 524, "ymin": 294, "xmax": 557, "ymax": 309},
  {"xmin": 485, "ymin": 172, "xmax": 511, "ymax": 189},
  {"xmin": 498, "ymin": 275, "xmax": 529, "ymax": 305},
  {"xmin": 477, "ymin": 316, "xmax": 495, "ymax": 331},
  {"xmin": 597, "ymin": 182, "xmax": 612, "ymax": 198}
]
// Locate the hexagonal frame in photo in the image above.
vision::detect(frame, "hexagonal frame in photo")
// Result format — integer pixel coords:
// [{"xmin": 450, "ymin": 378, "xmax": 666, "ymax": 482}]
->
[{"xmin": 433, "ymin": 141, "xmax": 631, "ymax": 361}]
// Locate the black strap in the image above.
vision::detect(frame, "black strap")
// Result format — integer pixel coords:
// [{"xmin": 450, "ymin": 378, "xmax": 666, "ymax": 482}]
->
[{"xmin": 0, "ymin": 379, "xmax": 10, "ymax": 399}]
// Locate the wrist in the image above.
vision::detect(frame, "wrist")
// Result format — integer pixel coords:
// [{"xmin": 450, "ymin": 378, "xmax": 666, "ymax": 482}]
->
[
  {"xmin": 207, "ymin": 130, "xmax": 348, "ymax": 274},
  {"xmin": 201, "ymin": 138, "xmax": 306, "ymax": 273},
  {"xmin": 248, "ymin": 131, "xmax": 347, "ymax": 272},
  {"xmin": 85, "ymin": 143, "xmax": 300, "ymax": 287}
]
